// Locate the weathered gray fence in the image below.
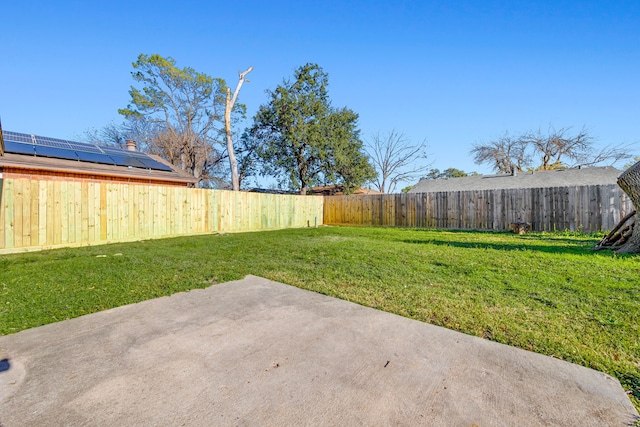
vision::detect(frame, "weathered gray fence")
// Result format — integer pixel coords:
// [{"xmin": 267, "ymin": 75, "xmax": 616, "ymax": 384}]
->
[{"xmin": 324, "ymin": 185, "xmax": 633, "ymax": 233}]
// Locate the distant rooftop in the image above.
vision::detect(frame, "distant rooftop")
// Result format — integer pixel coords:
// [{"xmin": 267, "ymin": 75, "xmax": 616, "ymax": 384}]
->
[{"xmin": 408, "ymin": 167, "xmax": 622, "ymax": 193}]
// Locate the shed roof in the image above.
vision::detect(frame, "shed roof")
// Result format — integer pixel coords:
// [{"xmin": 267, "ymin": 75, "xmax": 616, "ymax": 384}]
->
[
  {"xmin": 408, "ymin": 167, "xmax": 622, "ymax": 193},
  {"xmin": 0, "ymin": 131, "xmax": 198, "ymax": 185}
]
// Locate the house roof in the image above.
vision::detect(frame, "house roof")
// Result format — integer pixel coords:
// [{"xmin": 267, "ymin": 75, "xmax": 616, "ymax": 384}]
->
[
  {"xmin": 408, "ymin": 167, "xmax": 622, "ymax": 193},
  {"xmin": 0, "ymin": 130, "xmax": 198, "ymax": 185}
]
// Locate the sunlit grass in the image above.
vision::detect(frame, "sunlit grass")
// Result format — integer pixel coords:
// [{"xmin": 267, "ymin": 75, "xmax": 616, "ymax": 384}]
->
[{"xmin": 0, "ymin": 226, "xmax": 638, "ymax": 409}]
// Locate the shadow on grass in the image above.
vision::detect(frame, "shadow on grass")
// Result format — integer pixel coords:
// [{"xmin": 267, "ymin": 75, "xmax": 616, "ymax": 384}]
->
[
  {"xmin": 617, "ymin": 372, "xmax": 640, "ymax": 410},
  {"xmin": 401, "ymin": 238, "xmax": 608, "ymax": 256},
  {"xmin": 393, "ymin": 227, "xmax": 603, "ymax": 245},
  {"xmin": 516, "ymin": 235, "xmax": 603, "ymax": 246}
]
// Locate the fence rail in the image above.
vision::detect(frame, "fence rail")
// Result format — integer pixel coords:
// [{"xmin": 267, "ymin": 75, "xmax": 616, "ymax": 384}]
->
[
  {"xmin": 0, "ymin": 178, "xmax": 324, "ymax": 253},
  {"xmin": 324, "ymin": 185, "xmax": 633, "ymax": 233}
]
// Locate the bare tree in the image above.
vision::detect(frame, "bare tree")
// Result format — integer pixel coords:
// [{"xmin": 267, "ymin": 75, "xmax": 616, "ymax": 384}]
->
[
  {"xmin": 151, "ymin": 126, "xmax": 223, "ymax": 180},
  {"xmin": 225, "ymin": 66, "xmax": 253, "ymax": 191},
  {"xmin": 82, "ymin": 118, "xmax": 226, "ymax": 186},
  {"xmin": 82, "ymin": 123, "xmax": 124, "ymax": 148},
  {"xmin": 470, "ymin": 132, "xmax": 530, "ymax": 173},
  {"xmin": 573, "ymin": 143, "xmax": 636, "ymax": 168},
  {"xmin": 367, "ymin": 130, "xmax": 431, "ymax": 193},
  {"xmin": 523, "ymin": 126, "xmax": 593, "ymax": 170},
  {"xmin": 473, "ymin": 126, "xmax": 635, "ymax": 173}
]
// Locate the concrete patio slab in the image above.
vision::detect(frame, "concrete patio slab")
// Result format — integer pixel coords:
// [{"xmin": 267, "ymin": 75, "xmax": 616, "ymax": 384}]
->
[{"xmin": 0, "ymin": 275, "xmax": 637, "ymax": 426}]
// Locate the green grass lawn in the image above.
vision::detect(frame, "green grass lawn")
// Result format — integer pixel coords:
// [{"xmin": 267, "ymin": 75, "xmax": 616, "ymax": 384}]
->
[{"xmin": 1, "ymin": 226, "xmax": 638, "ymax": 409}]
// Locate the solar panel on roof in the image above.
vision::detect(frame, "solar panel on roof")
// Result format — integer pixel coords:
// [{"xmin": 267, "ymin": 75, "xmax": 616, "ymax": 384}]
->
[
  {"xmin": 75, "ymin": 151, "xmax": 116, "ymax": 165},
  {"xmin": 4, "ymin": 131, "xmax": 33, "ymax": 144},
  {"xmin": 139, "ymin": 158, "xmax": 173, "ymax": 171},
  {"xmin": 122, "ymin": 157, "xmax": 148, "ymax": 168},
  {"xmin": 70, "ymin": 144, "xmax": 105, "ymax": 154},
  {"xmin": 29, "ymin": 133, "xmax": 105, "ymax": 155},
  {"xmin": 102, "ymin": 147, "xmax": 135, "ymax": 156},
  {"xmin": 107, "ymin": 154, "xmax": 137, "ymax": 168},
  {"xmin": 102, "ymin": 148, "xmax": 171, "ymax": 170},
  {"xmin": 4, "ymin": 140, "xmax": 35, "ymax": 155},
  {"xmin": 34, "ymin": 145, "xmax": 79, "ymax": 161},
  {"xmin": 33, "ymin": 136, "xmax": 73, "ymax": 150},
  {"xmin": 3, "ymin": 130, "xmax": 178, "ymax": 173}
]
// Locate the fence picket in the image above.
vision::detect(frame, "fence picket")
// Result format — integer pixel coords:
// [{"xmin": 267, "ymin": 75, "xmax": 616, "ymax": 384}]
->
[
  {"xmin": 0, "ymin": 178, "xmax": 324, "ymax": 253},
  {"xmin": 323, "ymin": 185, "xmax": 634, "ymax": 234}
]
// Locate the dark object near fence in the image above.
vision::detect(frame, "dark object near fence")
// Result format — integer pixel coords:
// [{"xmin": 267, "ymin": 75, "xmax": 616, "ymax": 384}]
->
[
  {"xmin": 594, "ymin": 210, "xmax": 636, "ymax": 251},
  {"xmin": 510, "ymin": 222, "xmax": 531, "ymax": 234},
  {"xmin": 613, "ymin": 160, "xmax": 640, "ymax": 254}
]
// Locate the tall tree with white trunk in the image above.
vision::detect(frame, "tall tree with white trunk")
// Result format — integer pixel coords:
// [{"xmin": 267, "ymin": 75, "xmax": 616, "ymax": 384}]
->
[{"xmin": 225, "ymin": 66, "xmax": 253, "ymax": 191}]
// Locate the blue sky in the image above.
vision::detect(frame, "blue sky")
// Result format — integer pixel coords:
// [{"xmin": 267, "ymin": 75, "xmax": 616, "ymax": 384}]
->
[{"xmin": 2, "ymin": 0, "xmax": 639, "ymax": 186}]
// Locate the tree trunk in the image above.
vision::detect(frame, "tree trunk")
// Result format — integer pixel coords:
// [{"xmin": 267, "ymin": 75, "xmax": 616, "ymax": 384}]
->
[
  {"xmin": 225, "ymin": 66, "xmax": 253, "ymax": 191},
  {"xmin": 614, "ymin": 160, "xmax": 640, "ymax": 254},
  {"xmin": 225, "ymin": 88, "xmax": 240, "ymax": 191},
  {"xmin": 594, "ymin": 210, "xmax": 635, "ymax": 250}
]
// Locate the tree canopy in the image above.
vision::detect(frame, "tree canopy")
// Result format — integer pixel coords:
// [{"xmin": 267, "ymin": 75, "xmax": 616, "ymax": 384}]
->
[
  {"xmin": 250, "ymin": 63, "xmax": 375, "ymax": 194},
  {"xmin": 425, "ymin": 168, "xmax": 472, "ymax": 180},
  {"xmin": 118, "ymin": 54, "xmax": 237, "ymax": 185}
]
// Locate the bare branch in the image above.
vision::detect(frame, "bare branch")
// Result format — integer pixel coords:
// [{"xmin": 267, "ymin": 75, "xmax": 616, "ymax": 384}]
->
[
  {"xmin": 472, "ymin": 125, "xmax": 634, "ymax": 172},
  {"xmin": 523, "ymin": 125, "xmax": 593, "ymax": 170},
  {"xmin": 470, "ymin": 132, "xmax": 530, "ymax": 173},
  {"xmin": 367, "ymin": 130, "xmax": 431, "ymax": 193},
  {"xmin": 571, "ymin": 142, "xmax": 636, "ymax": 168}
]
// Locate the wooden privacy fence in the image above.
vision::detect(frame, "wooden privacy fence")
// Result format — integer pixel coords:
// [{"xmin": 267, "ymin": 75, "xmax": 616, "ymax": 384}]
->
[
  {"xmin": 324, "ymin": 185, "xmax": 634, "ymax": 233},
  {"xmin": 0, "ymin": 178, "xmax": 324, "ymax": 254}
]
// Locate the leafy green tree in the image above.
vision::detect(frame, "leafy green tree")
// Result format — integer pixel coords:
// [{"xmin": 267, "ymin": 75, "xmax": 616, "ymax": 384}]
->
[
  {"xmin": 426, "ymin": 168, "xmax": 470, "ymax": 179},
  {"xmin": 401, "ymin": 185, "xmax": 414, "ymax": 193},
  {"xmin": 250, "ymin": 63, "xmax": 375, "ymax": 194},
  {"xmin": 234, "ymin": 131, "xmax": 261, "ymax": 190},
  {"xmin": 118, "ymin": 54, "xmax": 231, "ymax": 183},
  {"xmin": 442, "ymin": 167, "xmax": 469, "ymax": 178}
]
